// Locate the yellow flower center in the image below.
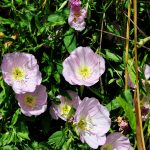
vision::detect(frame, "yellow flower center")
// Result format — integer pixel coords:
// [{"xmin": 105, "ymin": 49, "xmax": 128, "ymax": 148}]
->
[
  {"xmin": 79, "ymin": 66, "xmax": 92, "ymax": 79},
  {"xmin": 78, "ymin": 118, "xmax": 87, "ymax": 131},
  {"xmin": 101, "ymin": 144, "xmax": 113, "ymax": 150},
  {"xmin": 24, "ymin": 95, "xmax": 36, "ymax": 108},
  {"xmin": 61, "ymin": 104, "xmax": 71, "ymax": 118},
  {"xmin": 12, "ymin": 67, "xmax": 25, "ymax": 81}
]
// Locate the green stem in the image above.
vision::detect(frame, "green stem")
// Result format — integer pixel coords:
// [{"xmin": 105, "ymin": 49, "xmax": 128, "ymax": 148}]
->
[{"xmin": 80, "ymin": 85, "xmax": 84, "ymax": 97}]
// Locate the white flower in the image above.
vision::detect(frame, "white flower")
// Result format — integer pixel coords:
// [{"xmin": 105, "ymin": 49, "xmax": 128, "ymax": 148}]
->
[
  {"xmin": 74, "ymin": 97, "xmax": 111, "ymax": 149},
  {"xmin": 101, "ymin": 132, "xmax": 134, "ymax": 150},
  {"xmin": 62, "ymin": 47, "xmax": 105, "ymax": 86},
  {"xmin": 1, "ymin": 52, "xmax": 42, "ymax": 94},
  {"xmin": 50, "ymin": 90, "xmax": 81, "ymax": 121}
]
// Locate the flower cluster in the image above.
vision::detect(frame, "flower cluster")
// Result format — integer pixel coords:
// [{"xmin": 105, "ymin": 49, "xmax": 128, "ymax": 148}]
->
[
  {"xmin": 50, "ymin": 46, "xmax": 133, "ymax": 149},
  {"xmin": 1, "ymin": 52, "xmax": 47, "ymax": 116},
  {"xmin": 1, "ymin": 44, "xmax": 134, "ymax": 149},
  {"xmin": 49, "ymin": 46, "xmax": 111, "ymax": 148},
  {"xmin": 68, "ymin": 0, "xmax": 87, "ymax": 31},
  {"xmin": 50, "ymin": 94, "xmax": 111, "ymax": 149}
]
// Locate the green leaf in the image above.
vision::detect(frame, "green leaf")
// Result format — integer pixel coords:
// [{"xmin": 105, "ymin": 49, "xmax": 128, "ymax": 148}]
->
[
  {"xmin": 2, "ymin": 145, "xmax": 19, "ymax": 150},
  {"xmin": 17, "ymin": 122, "xmax": 30, "ymax": 140},
  {"xmin": 62, "ymin": 138, "xmax": 73, "ymax": 150},
  {"xmin": 122, "ymin": 90, "xmax": 133, "ymax": 106},
  {"xmin": 58, "ymin": 0, "xmax": 68, "ymax": 11},
  {"xmin": 63, "ymin": 29, "xmax": 76, "ymax": 53},
  {"xmin": 106, "ymin": 24, "xmax": 120, "ymax": 35},
  {"xmin": 42, "ymin": 66, "xmax": 52, "ymax": 82},
  {"xmin": 15, "ymin": 0, "xmax": 23, "ymax": 4},
  {"xmin": 11, "ymin": 109, "xmax": 20, "ymax": 125},
  {"xmin": 1, "ymin": 130, "xmax": 16, "ymax": 146},
  {"xmin": 35, "ymin": 14, "xmax": 42, "ymax": 30},
  {"xmin": 0, "ymin": 80, "xmax": 6, "ymax": 105},
  {"xmin": 105, "ymin": 50, "xmax": 122, "ymax": 62},
  {"xmin": 31, "ymin": 142, "xmax": 50, "ymax": 150},
  {"xmin": 57, "ymin": 63, "xmax": 63, "ymax": 74},
  {"xmin": 17, "ymin": 132, "xmax": 30, "ymax": 140},
  {"xmin": 116, "ymin": 96, "xmax": 136, "ymax": 132},
  {"xmin": 48, "ymin": 130, "xmax": 65, "ymax": 148},
  {"xmin": 0, "ymin": 17, "xmax": 15, "ymax": 26},
  {"xmin": 48, "ymin": 14, "xmax": 66, "ymax": 27},
  {"xmin": 108, "ymin": 78, "xmax": 116, "ymax": 84},
  {"xmin": 127, "ymin": 59, "xmax": 136, "ymax": 85},
  {"xmin": 106, "ymin": 98, "xmax": 120, "ymax": 111},
  {"xmin": 54, "ymin": 72, "xmax": 60, "ymax": 83},
  {"xmin": 116, "ymin": 78, "xmax": 123, "ymax": 87},
  {"xmin": 7, "ymin": 129, "xmax": 16, "ymax": 144}
]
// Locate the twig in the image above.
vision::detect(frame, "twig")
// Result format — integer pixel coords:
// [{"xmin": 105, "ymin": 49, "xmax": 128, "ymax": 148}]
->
[
  {"xmin": 133, "ymin": 0, "xmax": 146, "ymax": 149},
  {"xmin": 96, "ymin": 29, "xmax": 132, "ymax": 41},
  {"xmin": 96, "ymin": 29, "xmax": 150, "ymax": 52},
  {"xmin": 97, "ymin": 12, "xmax": 105, "ymax": 95},
  {"xmin": 123, "ymin": 12, "xmax": 147, "ymax": 37},
  {"xmin": 99, "ymin": 13, "xmax": 105, "ymax": 50}
]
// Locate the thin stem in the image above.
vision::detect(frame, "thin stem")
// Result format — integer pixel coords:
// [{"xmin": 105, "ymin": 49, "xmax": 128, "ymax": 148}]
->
[
  {"xmin": 137, "ymin": 36, "xmax": 150, "ymax": 48},
  {"xmin": 96, "ymin": 12, "xmax": 105, "ymax": 54},
  {"xmin": 96, "ymin": 29, "xmax": 150, "ymax": 52},
  {"xmin": 99, "ymin": 13, "xmax": 105, "ymax": 51},
  {"xmin": 96, "ymin": 29, "xmax": 132, "ymax": 41},
  {"xmin": 80, "ymin": 85, "xmax": 84, "ymax": 97},
  {"xmin": 125, "ymin": 0, "xmax": 131, "ymax": 90},
  {"xmin": 97, "ymin": 12, "xmax": 105, "ymax": 93},
  {"xmin": 133, "ymin": 0, "xmax": 146, "ymax": 149},
  {"xmin": 123, "ymin": 12, "xmax": 147, "ymax": 37}
]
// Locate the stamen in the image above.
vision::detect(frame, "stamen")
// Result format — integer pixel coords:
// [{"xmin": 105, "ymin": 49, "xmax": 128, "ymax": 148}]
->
[
  {"xmin": 12, "ymin": 67, "xmax": 25, "ymax": 81},
  {"xmin": 79, "ymin": 66, "xmax": 92, "ymax": 79},
  {"xmin": 102, "ymin": 144, "xmax": 113, "ymax": 150},
  {"xmin": 61, "ymin": 104, "xmax": 71, "ymax": 118},
  {"xmin": 24, "ymin": 95, "xmax": 36, "ymax": 108}
]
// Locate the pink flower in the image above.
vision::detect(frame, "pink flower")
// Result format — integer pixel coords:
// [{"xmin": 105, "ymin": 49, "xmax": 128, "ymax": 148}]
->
[
  {"xmin": 62, "ymin": 46, "xmax": 105, "ymax": 86},
  {"xmin": 74, "ymin": 97, "xmax": 111, "ymax": 149},
  {"xmin": 144, "ymin": 64, "xmax": 150, "ymax": 80},
  {"xmin": 69, "ymin": 0, "xmax": 81, "ymax": 12},
  {"xmin": 141, "ymin": 97, "xmax": 150, "ymax": 121},
  {"xmin": 118, "ymin": 120, "xmax": 129, "ymax": 133},
  {"xmin": 68, "ymin": 0, "xmax": 86, "ymax": 31},
  {"xmin": 1, "ymin": 52, "xmax": 42, "ymax": 94},
  {"xmin": 68, "ymin": 8, "xmax": 87, "ymax": 31},
  {"xmin": 101, "ymin": 132, "xmax": 133, "ymax": 150},
  {"xmin": 16, "ymin": 85, "xmax": 47, "ymax": 117},
  {"xmin": 50, "ymin": 90, "xmax": 81, "ymax": 121}
]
